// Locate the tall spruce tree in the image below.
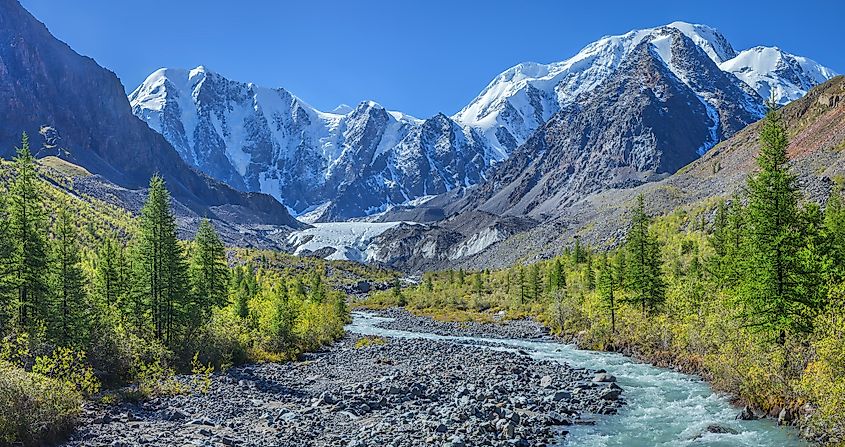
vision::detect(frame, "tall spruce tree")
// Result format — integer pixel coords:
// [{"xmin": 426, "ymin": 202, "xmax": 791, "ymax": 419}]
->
[
  {"xmin": 48, "ymin": 200, "xmax": 87, "ymax": 345},
  {"xmin": 189, "ymin": 219, "xmax": 229, "ymax": 325},
  {"xmin": 741, "ymin": 106, "xmax": 818, "ymax": 337},
  {"xmin": 625, "ymin": 194, "xmax": 665, "ymax": 315},
  {"xmin": 132, "ymin": 175, "xmax": 189, "ymax": 344},
  {"xmin": 8, "ymin": 134, "xmax": 49, "ymax": 329}
]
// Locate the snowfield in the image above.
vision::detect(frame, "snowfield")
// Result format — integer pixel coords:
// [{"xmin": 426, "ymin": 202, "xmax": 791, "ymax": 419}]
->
[{"xmin": 287, "ymin": 222, "xmax": 412, "ymax": 262}]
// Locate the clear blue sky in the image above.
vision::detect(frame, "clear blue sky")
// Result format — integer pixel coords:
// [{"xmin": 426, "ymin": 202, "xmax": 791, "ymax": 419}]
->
[{"xmin": 20, "ymin": 0, "xmax": 844, "ymax": 118}]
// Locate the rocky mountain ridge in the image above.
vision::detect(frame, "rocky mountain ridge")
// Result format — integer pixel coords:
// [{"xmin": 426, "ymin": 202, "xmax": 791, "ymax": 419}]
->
[
  {"xmin": 0, "ymin": 0, "xmax": 301, "ymax": 229},
  {"xmin": 129, "ymin": 68, "xmax": 495, "ymax": 222}
]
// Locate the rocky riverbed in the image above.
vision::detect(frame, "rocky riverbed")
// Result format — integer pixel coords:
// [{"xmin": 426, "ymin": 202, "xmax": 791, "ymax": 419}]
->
[
  {"xmin": 372, "ymin": 307, "xmax": 556, "ymax": 340},
  {"xmin": 62, "ymin": 312, "xmax": 622, "ymax": 447}
]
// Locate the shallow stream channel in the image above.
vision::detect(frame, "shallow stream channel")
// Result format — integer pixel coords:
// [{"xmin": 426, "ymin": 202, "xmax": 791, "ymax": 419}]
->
[{"xmin": 347, "ymin": 311, "xmax": 808, "ymax": 447}]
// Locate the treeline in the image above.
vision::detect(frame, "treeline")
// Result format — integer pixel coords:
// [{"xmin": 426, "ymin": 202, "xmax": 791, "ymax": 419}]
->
[
  {"xmin": 0, "ymin": 135, "xmax": 349, "ymax": 445},
  {"xmin": 365, "ymin": 107, "xmax": 845, "ymax": 443}
]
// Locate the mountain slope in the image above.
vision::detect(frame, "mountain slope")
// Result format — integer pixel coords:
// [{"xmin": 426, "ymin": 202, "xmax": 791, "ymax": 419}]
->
[
  {"xmin": 434, "ymin": 28, "xmax": 763, "ymax": 220},
  {"xmin": 455, "ymin": 22, "xmax": 836, "ymax": 155},
  {"xmin": 455, "ymin": 75, "xmax": 845, "ymax": 270},
  {"xmin": 0, "ymin": 0, "xmax": 300, "ymax": 228},
  {"xmin": 129, "ymin": 68, "xmax": 495, "ymax": 221}
]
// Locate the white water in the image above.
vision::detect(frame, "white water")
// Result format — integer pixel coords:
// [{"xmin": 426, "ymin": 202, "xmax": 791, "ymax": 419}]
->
[{"xmin": 346, "ymin": 312, "xmax": 808, "ymax": 447}]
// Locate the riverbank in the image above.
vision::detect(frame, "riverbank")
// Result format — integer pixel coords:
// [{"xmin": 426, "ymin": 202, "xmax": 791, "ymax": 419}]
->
[
  {"xmin": 359, "ymin": 307, "xmax": 809, "ymax": 446},
  {"xmin": 61, "ymin": 313, "xmax": 622, "ymax": 447}
]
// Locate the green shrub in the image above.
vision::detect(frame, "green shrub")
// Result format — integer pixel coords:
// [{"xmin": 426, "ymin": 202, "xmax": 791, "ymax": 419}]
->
[{"xmin": 0, "ymin": 361, "xmax": 81, "ymax": 446}]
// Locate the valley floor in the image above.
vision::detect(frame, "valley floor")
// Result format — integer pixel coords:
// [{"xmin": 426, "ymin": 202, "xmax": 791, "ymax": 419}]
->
[{"xmin": 61, "ymin": 312, "xmax": 620, "ymax": 447}]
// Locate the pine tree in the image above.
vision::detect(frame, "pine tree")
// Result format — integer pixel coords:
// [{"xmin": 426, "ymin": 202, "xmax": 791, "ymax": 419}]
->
[
  {"xmin": 132, "ymin": 175, "xmax": 189, "ymax": 344},
  {"xmin": 625, "ymin": 194, "xmax": 665, "ymax": 315},
  {"xmin": 741, "ymin": 106, "xmax": 818, "ymax": 337},
  {"xmin": 48, "ymin": 200, "xmax": 88, "ymax": 345},
  {"xmin": 597, "ymin": 253, "xmax": 617, "ymax": 333},
  {"xmin": 189, "ymin": 219, "xmax": 229, "ymax": 327},
  {"xmin": 516, "ymin": 266, "xmax": 526, "ymax": 305},
  {"xmin": 8, "ymin": 134, "xmax": 49, "ymax": 329}
]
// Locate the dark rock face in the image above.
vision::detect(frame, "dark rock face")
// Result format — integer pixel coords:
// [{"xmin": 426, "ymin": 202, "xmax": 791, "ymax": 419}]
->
[
  {"xmin": 0, "ymin": 0, "xmax": 300, "ymax": 227},
  {"xmin": 454, "ymin": 29, "xmax": 765, "ymax": 220}
]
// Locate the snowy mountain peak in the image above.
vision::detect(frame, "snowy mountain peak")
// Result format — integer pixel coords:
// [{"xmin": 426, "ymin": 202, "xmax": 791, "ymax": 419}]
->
[
  {"xmin": 130, "ymin": 68, "xmax": 493, "ymax": 221},
  {"xmin": 330, "ymin": 104, "xmax": 353, "ymax": 115},
  {"xmin": 719, "ymin": 46, "xmax": 838, "ymax": 104},
  {"xmin": 454, "ymin": 21, "xmax": 834, "ymax": 155}
]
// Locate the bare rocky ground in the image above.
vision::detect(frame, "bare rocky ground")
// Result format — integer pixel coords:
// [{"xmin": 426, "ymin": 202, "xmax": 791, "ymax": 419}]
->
[
  {"xmin": 372, "ymin": 307, "xmax": 556, "ymax": 341},
  {"xmin": 62, "ymin": 313, "xmax": 622, "ymax": 447}
]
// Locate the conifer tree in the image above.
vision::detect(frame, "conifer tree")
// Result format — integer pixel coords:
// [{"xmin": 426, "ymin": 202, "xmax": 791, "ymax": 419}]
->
[
  {"xmin": 584, "ymin": 252, "xmax": 595, "ymax": 291},
  {"xmin": 95, "ymin": 235, "xmax": 126, "ymax": 308},
  {"xmin": 625, "ymin": 194, "xmax": 665, "ymax": 315},
  {"xmin": 268, "ymin": 281, "xmax": 296, "ymax": 352},
  {"xmin": 231, "ymin": 265, "xmax": 255, "ymax": 320},
  {"xmin": 48, "ymin": 200, "xmax": 87, "ymax": 345},
  {"xmin": 132, "ymin": 175, "xmax": 189, "ymax": 344},
  {"xmin": 8, "ymin": 134, "xmax": 49, "ymax": 328},
  {"xmin": 548, "ymin": 258, "xmax": 565, "ymax": 295},
  {"xmin": 741, "ymin": 107, "xmax": 818, "ymax": 337},
  {"xmin": 189, "ymin": 219, "xmax": 229, "ymax": 326},
  {"xmin": 528, "ymin": 263, "xmax": 541, "ymax": 301}
]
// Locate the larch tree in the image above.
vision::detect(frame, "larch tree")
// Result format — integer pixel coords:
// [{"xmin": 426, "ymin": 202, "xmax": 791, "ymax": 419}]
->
[
  {"xmin": 189, "ymin": 219, "xmax": 229, "ymax": 326},
  {"xmin": 48, "ymin": 199, "xmax": 87, "ymax": 345},
  {"xmin": 132, "ymin": 175, "xmax": 189, "ymax": 344},
  {"xmin": 625, "ymin": 194, "xmax": 665, "ymax": 315},
  {"xmin": 741, "ymin": 106, "xmax": 818, "ymax": 339},
  {"xmin": 8, "ymin": 134, "xmax": 49, "ymax": 329}
]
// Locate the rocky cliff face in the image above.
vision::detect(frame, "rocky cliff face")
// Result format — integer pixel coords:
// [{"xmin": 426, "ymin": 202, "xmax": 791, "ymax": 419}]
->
[
  {"xmin": 129, "ymin": 69, "xmax": 494, "ymax": 221},
  {"xmin": 0, "ymin": 0, "xmax": 300, "ymax": 227},
  {"xmin": 450, "ymin": 29, "xmax": 764, "ymax": 219}
]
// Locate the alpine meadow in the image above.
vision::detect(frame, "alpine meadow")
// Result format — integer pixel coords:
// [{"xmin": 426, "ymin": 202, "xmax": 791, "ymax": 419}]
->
[{"xmin": 2, "ymin": 0, "xmax": 845, "ymax": 446}]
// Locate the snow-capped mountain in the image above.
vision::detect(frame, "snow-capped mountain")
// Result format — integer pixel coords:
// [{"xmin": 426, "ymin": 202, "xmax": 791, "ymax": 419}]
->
[
  {"xmin": 454, "ymin": 21, "xmax": 836, "ymax": 154},
  {"xmin": 720, "ymin": 46, "xmax": 837, "ymax": 104},
  {"xmin": 130, "ymin": 21, "xmax": 836, "ymax": 225},
  {"xmin": 129, "ymin": 67, "xmax": 495, "ymax": 221}
]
